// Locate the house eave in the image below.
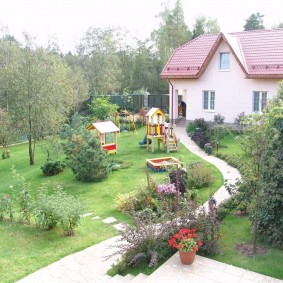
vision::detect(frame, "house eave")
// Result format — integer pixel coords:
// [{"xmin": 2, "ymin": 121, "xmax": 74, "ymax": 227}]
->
[
  {"xmin": 245, "ymin": 74, "xmax": 283, "ymax": 79},
  {"xmin": 160, "ymin": 75, "xmax": 199, "ymax": 79}
]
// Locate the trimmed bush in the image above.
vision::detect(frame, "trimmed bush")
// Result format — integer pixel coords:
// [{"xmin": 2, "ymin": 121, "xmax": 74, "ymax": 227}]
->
[
  {"xmin": 41, "ymin": 160, "xmax": 66, "ymax": 176},
  {"xmin": 187, "ymin": 162, "xmax": 214, "ymax": 189}
]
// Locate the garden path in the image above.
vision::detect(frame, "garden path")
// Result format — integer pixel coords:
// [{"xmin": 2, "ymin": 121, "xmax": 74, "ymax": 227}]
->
[
  {"xmin": 16, "ymin": 127, "xmax": 283, "ymax": 283},
  {"xmin": 174, "ymin": 126, "xmax": 241, "ymax": 212}
]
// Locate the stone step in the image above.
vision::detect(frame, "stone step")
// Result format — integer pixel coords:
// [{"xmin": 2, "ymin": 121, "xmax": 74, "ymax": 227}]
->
[
  {"xmin": 131, "ymin": 273, "xmax": 148, "ymax": 282},
  {"xmin": 107, "ymin": 274, "xmax": 124, "ymax": 282}
]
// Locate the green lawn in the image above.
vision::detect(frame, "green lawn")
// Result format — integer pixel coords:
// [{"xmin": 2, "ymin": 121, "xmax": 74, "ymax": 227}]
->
[
  {"xmin": 215, "ymin": 133, "xmax": 245, "ymax": 156},
  {"xmin": 0, "ymin": 127, "xmax": 222, "ymax": 283},
  {"xmin": 210, "ymin": 214, "xmax": 283, "ymax": 280}
]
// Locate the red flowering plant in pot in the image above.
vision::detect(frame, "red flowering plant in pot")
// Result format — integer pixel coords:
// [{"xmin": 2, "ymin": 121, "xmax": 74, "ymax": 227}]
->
[{"xmin": 169, "ymin": 228, "xmax": 203, "ymax": 264}]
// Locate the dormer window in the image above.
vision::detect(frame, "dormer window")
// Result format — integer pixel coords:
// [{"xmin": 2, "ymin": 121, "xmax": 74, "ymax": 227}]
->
[{"xmin": 219, "ymin": 52, "xmax": 230, "ymax": 70}]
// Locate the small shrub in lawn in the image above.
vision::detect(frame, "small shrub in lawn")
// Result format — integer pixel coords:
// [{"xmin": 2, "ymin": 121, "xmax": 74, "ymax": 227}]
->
[
  {"xmin": 56, "ymin": 190, "xmax": 82, "ymax": 236},
  {"xmin": 216, "ymin": 199, "xmax": 236, "ymax": 220},
  {"xmin": 214, "ymin": 113, "xmax": 225, "ymax": 124},
  {"xmin": 40, "ymin": 160, "xmax": 66, "ymax": 176},
  {"xmin": 187, "ymin": 162, "xmax": 214, "ymax": 189},
  {"xmin": 33, "ymin": 187, "xmax": 58, "ymax": 230},
  {"xmin": 33, "ymin": 186, "xmax": 82, "ymax": 235},
  {"xmin": 2, "ymin": 148, "xmax": 10, "ymax": 159},
  {"xmin": 11, "ymin": 166, "xmax": 33, "ymax": 224},
  {"xmin": 0, "ymin": 193, "xmax": 13, "ymax": 221}
]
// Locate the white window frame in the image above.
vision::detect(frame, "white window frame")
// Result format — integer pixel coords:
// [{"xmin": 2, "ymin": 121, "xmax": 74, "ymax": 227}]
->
[
  {"xmin": 203, "ymin": 90, "xmax": 215, "ymax": 112},
  {"xmin": 219, "ymin": 52, "xmax": 230, "ymax": 71},
  {"xmin": 253, "ymin": 91, "xmax": 267, "ymax": 112}
]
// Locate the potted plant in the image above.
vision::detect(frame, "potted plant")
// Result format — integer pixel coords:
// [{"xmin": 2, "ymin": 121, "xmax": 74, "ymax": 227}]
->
[{"xmin": 169, "ymin": 228, "xmax": 203, "ymax": 264}]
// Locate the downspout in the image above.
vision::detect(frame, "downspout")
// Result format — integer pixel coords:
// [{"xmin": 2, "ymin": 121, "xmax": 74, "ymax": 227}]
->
[{"xmin": 168, "ymin": 80, "xmax": 174, "ymax": 124}]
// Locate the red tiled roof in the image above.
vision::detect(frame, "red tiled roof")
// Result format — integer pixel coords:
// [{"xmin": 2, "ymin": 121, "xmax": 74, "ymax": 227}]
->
[{"xmin": 160, "ymin": 29, "xmax": 283, "ymax": 79}]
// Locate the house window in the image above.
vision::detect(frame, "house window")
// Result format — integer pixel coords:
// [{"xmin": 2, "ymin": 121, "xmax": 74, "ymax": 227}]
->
[
  {"xmin": 219, "ymin": 52, "xmax": 230, "ymax": 70},
  {"xmin": 253, "ymin": 91, "xmax": 267, "ymax": 112},
  {"xmin": 203, "ymin": 91, "xmax": 215, "ymax": 111}
]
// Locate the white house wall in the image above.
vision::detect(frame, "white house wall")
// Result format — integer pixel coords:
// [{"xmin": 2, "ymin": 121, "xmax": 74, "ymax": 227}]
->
[{"xmin": 169, "ymin": 41, "xmax": 281, "ymax": 123}]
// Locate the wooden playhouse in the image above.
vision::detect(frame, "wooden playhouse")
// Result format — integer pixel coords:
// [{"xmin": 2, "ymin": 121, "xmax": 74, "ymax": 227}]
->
[
  {"xmin": 145, "ymin": 107, "xmax": 178, "ymax": 153},
  {"xmin": 87, "ymin": 121, "xmax": 120, "ymax": 154}
]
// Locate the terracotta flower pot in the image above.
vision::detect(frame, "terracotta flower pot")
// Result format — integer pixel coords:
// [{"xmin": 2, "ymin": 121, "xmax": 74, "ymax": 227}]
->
[{"xmin": 178, "ymin": 250, "xmax": 196, "ymax": 265}]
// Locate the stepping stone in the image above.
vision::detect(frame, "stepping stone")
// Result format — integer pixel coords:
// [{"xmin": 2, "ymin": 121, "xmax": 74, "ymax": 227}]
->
[
  {"xmin": 102, "ymin": 217, "xmax": 117, "ymax": 224},
  {"xmin": 113, "ymin": 223, "xmax": 130, "ymax": 231},
  {"xmin": 80, "ymin": 212, "xmax": 94, "ymax": 218},
  {"xmin": 92, "ymin": 216, "xmax": 101, "ymax": 220}
]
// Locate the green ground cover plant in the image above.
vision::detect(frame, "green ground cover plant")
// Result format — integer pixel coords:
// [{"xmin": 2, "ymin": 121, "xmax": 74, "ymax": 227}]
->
[{"xmin": 0, "ymin": 126, "xmax": 222, "ymax": 283}]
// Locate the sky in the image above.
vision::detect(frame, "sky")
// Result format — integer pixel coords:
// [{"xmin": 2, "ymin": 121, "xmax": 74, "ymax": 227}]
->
[{"xmin": 0, "ymin": 0, "xmax": 282, "ymax": 53}]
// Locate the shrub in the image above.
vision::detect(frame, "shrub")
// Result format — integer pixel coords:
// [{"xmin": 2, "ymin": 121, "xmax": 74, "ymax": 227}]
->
[
  {"xmin": 216, "ymin": 198, "xmax": 236, "ymax": 220},
  {"xmin": 33, "ymin": 186, "xmax": 82, "ymax": 235},
  {"xmin": 191, "ymin": 129, "xmax": 211, "ymax": 148},
  {"xmin": 40, "ymin": 160, "xmax": 66, "ymax": 176},
  {"xmin": 0, "ymin": 194, "xmax": 13, "ymax": 221},
  {"xmin": 187, "ymin": 162, "xmax": 214, "ymax": 189},
  {"xmin": 115, "ymin": 186, "xmax": 157, "ymax": 214},
  {"xmin": 109, "ymin": 205, "xmax": 221, "ymax": 273},
  {"xmin": 234, "ymin": 112, "xmax": 246, "ymax": 125},
  {"xmin": 209, "ymin": 124, "xmax": 231, "ymax": 147},
  {"xmin": 11, "ymin": 166, "xmax": 32, "ymax": 224},
  {"xmin": 194, "ymin": 118, "xmax": 211, "ymax": 132},
  {"xmin": 115, "ymin": 192, "xmax": 137, "ymax": 214},
  {"xmin": 2, "ymin": 149, "xmax": 10, "ymax": 159},
  {"xmin": 204, "ymin": 143, "xmax": 213, "ymax": 155},
  {"xmin": 168, "ymin": 167, "xmax": 188, "ymax": 195},
  {"xmin": 64, "ymin": 131, "xmax": 112, "ymax": 182},
  {"xmin": 214, "ymin": 114, "xmax": 225, "ymax": 124},
  {"xmin": 33, "ymin": 188, "xmax": 58, "ymax": 230},
  {"xmin": 186, "ymin": 122, "xmax": 197, "ymax": 136}
]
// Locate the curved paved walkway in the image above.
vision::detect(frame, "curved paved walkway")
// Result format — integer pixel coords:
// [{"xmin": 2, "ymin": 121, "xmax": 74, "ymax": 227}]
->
[
  {"xmin": 17, "ymin": 127, "xmax": 282, "ymax": 283},
  {"xmin": 174, "ymin": 127, "xmax": 241, "ymax": 212}
]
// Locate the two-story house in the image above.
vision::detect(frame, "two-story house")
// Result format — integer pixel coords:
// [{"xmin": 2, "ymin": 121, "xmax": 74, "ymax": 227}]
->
[{"xmin": 160, "ymin": 29, "xmax": 283, "ymax": 123}]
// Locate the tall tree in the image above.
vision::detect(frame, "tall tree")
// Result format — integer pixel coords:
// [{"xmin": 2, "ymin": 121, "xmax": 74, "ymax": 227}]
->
[
  {"xmin": 151, "ymin": 0, "xmax": 191, "ymax": 66},
  {"xmin": 244, "ymin": 12, "xmax": 265, "ymax": 31},
  {"xmin": 7, "ymin": 34, "xmax": 81, "ymax": 165},
  {"xmin": 192, "ymin": 16, "xmax": 220, "ymax": 39},
  {"xmin": 77, "ymin": 27, "xmax": 121, "ymax": 95}
]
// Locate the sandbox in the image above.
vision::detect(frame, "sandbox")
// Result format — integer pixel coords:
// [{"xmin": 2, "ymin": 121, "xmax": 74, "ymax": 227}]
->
[{"xmin": 146, "ymin": 157, "xmax": 182, "ymax": 172}]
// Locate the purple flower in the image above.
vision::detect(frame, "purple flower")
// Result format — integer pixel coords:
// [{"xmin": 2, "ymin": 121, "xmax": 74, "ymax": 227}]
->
[{"xmin": 156, "ymin": 184, "xmax": 180, "ymax": 196}]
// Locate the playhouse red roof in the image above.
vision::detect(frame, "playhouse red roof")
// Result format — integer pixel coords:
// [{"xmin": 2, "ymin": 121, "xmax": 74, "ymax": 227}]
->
[{"xmin": 161, "ymin": 29, "xmax": 283, "ymax": 79}]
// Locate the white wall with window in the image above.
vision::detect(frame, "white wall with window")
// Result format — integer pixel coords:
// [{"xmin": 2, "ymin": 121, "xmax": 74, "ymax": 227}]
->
[
  {"xmin": 253, "ymin": 91, "xmax": 267, "ymax": 112},
  {"xmin": 203, "ymin": 91, "xmax": 215, "ymax": 111},
  {"xmin": 168, "ymin": 42, "xmax": 280, "ymax": 123}
]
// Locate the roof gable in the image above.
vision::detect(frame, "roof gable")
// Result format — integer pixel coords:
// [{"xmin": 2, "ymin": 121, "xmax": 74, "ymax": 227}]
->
[
  {"xmin": 161, "ymin": 29, "xmax": 283, "ymax": 79},
  {"xmin": 145, "ymin": 107, "xmax": 165, "ymax": 118},
  {"xmin": 87, "ymin": 121, "xmax": 120, "ymax": 134}
]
